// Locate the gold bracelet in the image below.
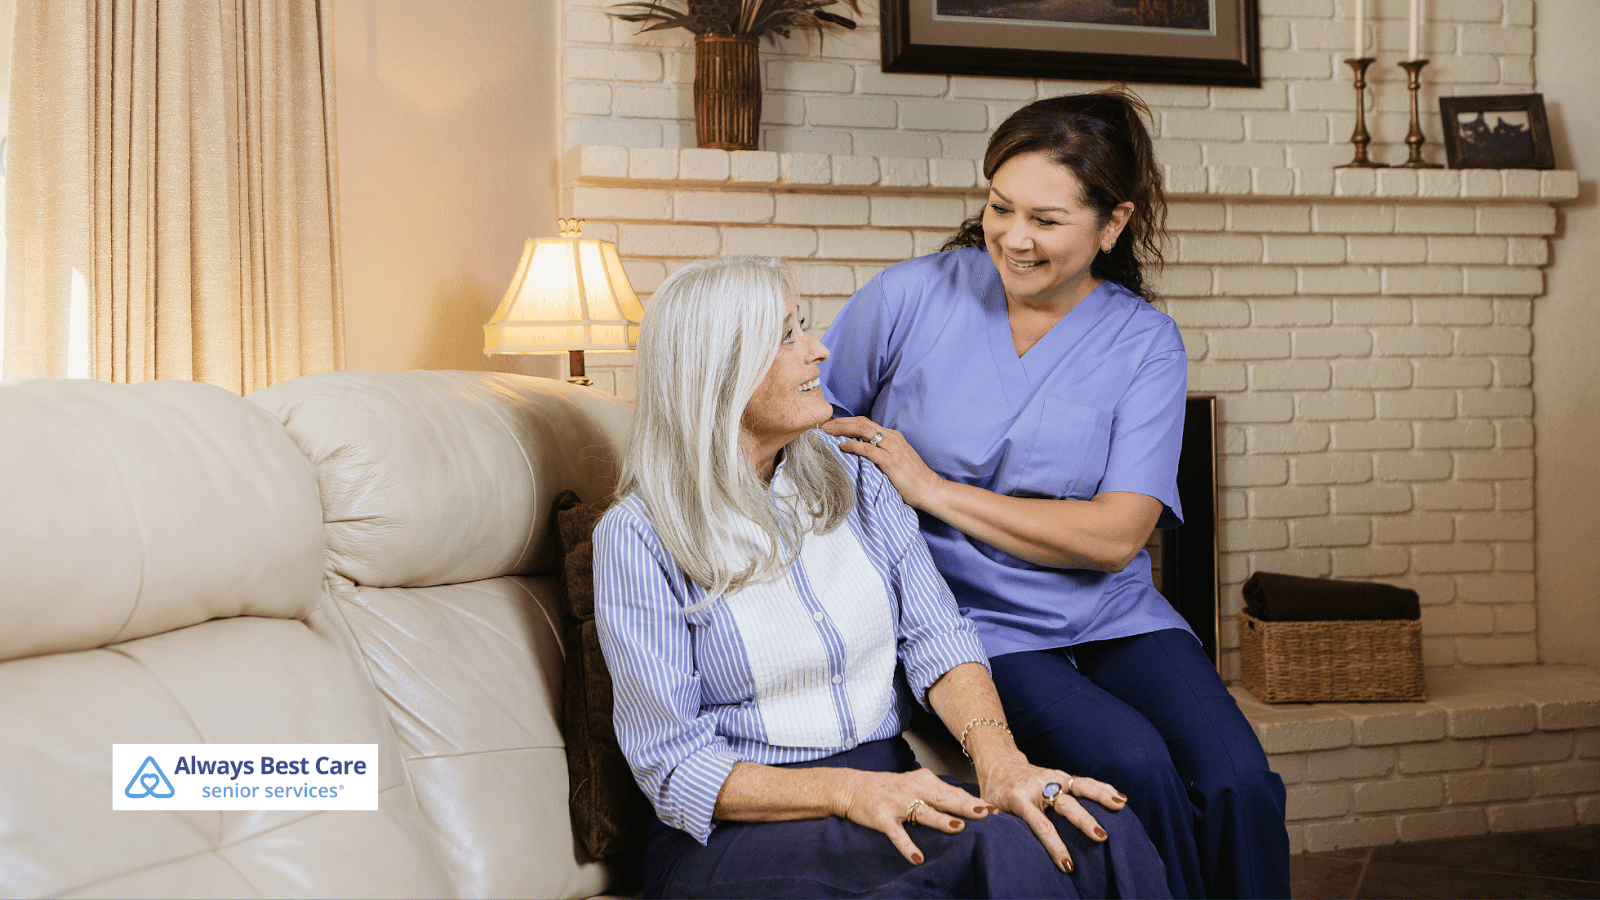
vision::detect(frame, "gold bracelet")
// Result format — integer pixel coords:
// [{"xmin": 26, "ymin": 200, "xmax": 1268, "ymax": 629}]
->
[{"xmin": 959, "ymin": 717, "xmax": 1011, "ymax": 758}]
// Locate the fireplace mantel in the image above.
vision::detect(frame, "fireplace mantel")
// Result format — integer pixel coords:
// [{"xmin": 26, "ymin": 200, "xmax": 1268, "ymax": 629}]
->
[{"xmin": 564, "ymin": 144, "xmax": 1578, "ymax": 203}]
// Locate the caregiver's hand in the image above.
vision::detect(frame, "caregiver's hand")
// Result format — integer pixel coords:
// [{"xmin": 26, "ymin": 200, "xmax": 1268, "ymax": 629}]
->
[{"xmin": 824, "ymin": 417, "xmax": 945, "ymax": 510}]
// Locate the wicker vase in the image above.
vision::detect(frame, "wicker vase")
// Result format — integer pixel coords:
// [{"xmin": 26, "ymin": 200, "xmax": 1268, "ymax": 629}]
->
[{"xmin": 694, "ymin": 35, "xmax": 760, "ymax": 151}]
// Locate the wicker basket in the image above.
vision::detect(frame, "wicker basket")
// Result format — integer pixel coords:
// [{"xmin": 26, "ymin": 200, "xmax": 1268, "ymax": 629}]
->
[{"xmin": 1239, "ymin": 611, "xmax": 1425, "ymax": 703}]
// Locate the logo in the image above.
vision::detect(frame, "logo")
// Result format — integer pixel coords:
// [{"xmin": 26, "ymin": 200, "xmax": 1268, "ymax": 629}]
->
[
  {"xmin": 113, "ymin": 744, "xmax": 379, "ymax": 811},
  {"xmin": 123, "ymin": 756, "xmax": 176, "ymax": 799}
]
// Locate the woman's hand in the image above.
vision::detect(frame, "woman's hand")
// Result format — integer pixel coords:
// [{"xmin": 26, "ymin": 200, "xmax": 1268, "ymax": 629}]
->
[
  {"xmin": 936, "ymin": 665, "xmax": 1128, "ymax": 875},
  {"xmin": 823, "ymin": 416, "xmax": 946, "ymax": 510},
  {"xmin": 825, "ymin": 416, "xmax": 1162, "ymax": 571},
  {"xmin": 831, "ymin": 767, "xmax": 996, "ymax": 867},
  {"xmin": 973, "ymin": 748, "xmax": 1128, "ymax": 873}
]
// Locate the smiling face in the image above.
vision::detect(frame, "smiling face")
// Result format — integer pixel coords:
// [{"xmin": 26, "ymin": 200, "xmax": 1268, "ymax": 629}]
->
[
  {"xmin": 740, "ymin": 294, "xmax": 831, "ymax": 477},
  {"xmin": 983, "ymin": 151, "xmax": 1131, "ymax": 314}
]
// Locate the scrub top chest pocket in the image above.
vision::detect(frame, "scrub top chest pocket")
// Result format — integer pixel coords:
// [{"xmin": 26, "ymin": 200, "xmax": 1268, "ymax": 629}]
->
[{"xmin": 1005, "ymin": 398, "xmax": 1114, "ymax": 501}]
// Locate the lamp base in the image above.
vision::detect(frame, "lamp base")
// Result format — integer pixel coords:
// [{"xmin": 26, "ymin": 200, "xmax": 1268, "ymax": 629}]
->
[{"xmin": 565, "ymin": 349, "xmax": 592, "ymax": 388}]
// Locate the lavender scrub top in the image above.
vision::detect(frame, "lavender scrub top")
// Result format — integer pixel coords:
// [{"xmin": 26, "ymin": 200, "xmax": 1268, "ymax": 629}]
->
[{"xmin": 820, "ymin": 246, "xmax": 1195, "ymax": 659}]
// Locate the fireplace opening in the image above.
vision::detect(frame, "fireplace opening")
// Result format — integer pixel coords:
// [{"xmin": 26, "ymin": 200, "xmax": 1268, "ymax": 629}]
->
[{"xmin": 1148, "ymin": 394, "xmax": 1220, "ymax": 668}]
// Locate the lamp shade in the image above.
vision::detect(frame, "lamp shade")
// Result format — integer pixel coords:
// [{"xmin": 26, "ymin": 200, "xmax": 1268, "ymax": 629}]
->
[{"xmin": 483, "ymin": 220, "xmax": 643, "ymax": 354}]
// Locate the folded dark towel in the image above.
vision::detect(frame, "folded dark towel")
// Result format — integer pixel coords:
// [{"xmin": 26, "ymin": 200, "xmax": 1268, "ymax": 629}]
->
[{"xmin": 1242, "ymin": 571, "xmax": 1421, "ymax": 622}]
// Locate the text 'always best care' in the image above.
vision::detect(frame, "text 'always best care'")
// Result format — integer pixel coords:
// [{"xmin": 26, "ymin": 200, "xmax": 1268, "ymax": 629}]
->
[{"xmin": 173, "ymin": 755, "xmax": 369, "ymax": 780}]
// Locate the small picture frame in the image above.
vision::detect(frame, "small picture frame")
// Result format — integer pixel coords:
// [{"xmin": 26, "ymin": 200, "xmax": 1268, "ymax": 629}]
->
[{"xmin": 1438, "ymin": 93, "xmax": 1555, "ymax": 170}]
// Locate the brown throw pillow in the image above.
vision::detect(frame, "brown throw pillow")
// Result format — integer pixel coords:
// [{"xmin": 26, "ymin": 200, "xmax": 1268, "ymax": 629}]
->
[{"xmin": 552, "ymin": 490, "xmax": 650, "ymax": 862}]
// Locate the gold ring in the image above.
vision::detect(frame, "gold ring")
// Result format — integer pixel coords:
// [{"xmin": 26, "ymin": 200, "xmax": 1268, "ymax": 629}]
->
[
  {"xmin": 904, "ymin": 799, "xmax": 924, "ymax": 825},
  {"xmin": 1066, "ymin": 775, "xmax": 1076, "ymax": 795},
  {"xmin": 869, "ymin": 431, "xmax": 884, "ymax": 447}
]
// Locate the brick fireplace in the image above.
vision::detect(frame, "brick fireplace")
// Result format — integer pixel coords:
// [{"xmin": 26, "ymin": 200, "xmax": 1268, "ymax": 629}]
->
[
  {"xmin": 552, "ymin": 0, "xmax": 1597, "ymax": 852},
  {"xmin": 563, "ymin": 144, "xmax": 1575, "ymax": 681},
  {"xmin": 556, "ymin": 151, "xmax": 1599, "ymax": 850}
]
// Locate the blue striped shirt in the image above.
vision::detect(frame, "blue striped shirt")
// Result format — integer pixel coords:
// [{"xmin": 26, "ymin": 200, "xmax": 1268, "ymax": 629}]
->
[{"xmin": 592, "ymin": 435, "xmax": 988, "ymax": 844}]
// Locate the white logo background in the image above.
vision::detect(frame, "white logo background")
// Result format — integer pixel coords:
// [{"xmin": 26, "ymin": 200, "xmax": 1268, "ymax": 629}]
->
[{"xmin": 112, "ymin": 744, "xmax": 379, "ymax": 810}]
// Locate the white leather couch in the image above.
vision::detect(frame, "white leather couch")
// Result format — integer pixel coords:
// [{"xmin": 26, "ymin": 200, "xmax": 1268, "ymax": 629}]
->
[{"xmin": 0, "ymin": 370, "xmax": 637, "ymax": 899}]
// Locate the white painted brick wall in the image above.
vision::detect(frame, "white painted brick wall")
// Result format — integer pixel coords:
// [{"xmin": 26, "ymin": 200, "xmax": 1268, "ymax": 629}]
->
[
  {"xmin": 563, "ymin": 157, "xmax": 1569, "ymax": 677},
  {"xmin": 556, "ymin": 1, "xmax": 1582, "ymax": 678},
  {"xmin": 563, "ymin": 0, "xmax": 1536, "ymax": 167}
]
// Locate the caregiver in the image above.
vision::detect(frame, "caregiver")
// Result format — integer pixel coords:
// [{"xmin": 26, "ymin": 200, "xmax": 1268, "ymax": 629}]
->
[{"xmin": 820, "ymin": 88, "xmax": 1290, "ymax": 900}]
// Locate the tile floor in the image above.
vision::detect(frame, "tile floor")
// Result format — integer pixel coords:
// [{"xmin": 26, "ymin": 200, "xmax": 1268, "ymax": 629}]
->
[{"xmin": 1289, "ymin": 825, "xmax": 1600, "ymax": 899}]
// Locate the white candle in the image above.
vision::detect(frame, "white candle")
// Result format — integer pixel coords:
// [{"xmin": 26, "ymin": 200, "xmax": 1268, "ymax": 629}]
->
[
  {"xmin": 1408, "ymin": 0, "xmax": 1421, "ymax": 60},
  {"xmin": 1354, "ymin": 0, "xmax": 1365, "ymax": 59}
]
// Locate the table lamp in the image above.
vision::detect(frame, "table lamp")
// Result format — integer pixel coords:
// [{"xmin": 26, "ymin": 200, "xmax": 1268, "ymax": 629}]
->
[{"xmin": 483, "ymin": 219, "xmax": 643, "ymax": 385}]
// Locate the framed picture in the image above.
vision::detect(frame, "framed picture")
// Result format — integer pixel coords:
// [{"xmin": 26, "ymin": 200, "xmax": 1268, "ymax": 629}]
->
[
  {"xmin": 1438, "ymin": 94, "xmax": 1555, "ymax": 170},
  {"xmin": 880, "ymin": 0, "xmax": 1260, "ymax": 88}
]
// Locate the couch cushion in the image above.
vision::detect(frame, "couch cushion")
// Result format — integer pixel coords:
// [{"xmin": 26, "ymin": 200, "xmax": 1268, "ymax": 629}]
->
[
  {"xmin": 248, "ymin": 370, "xmax": 632, "ymax": 588},
  {"xmin": 327, "ymin": 575, "xmax": 615, "ymax": 899},
  {"xmin": 248, "ymin": 372, "xmax": 635, "ymax": 898},
  {"xmin": 0, "ymin": 615, "xmax": 452, "ymax": 899},
  {"xmin": 0, "ymin": 379, "xmax": 323, "ymax": 662}
]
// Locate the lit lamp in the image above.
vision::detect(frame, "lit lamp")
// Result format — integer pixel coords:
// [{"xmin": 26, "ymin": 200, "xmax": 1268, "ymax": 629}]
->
[{"xmin": 483, "ymin": 218, "xmax": 643, "ymax": 386}]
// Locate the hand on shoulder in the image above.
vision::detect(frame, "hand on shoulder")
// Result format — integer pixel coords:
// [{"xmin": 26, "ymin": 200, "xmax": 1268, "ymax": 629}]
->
[{"xmin": 822, "ymin": 417, "xmax": 947, "ymax": 512}]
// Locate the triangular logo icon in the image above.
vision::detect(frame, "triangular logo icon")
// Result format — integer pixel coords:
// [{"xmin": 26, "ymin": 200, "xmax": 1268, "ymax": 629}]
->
[{"xmin": 124, "ymin": 755, "xmax": 176, "ymax": 799}]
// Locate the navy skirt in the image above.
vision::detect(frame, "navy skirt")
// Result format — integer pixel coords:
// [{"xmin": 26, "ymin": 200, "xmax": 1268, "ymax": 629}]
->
[{"xmin": 642, "ymin": 737, "xmax": 1172, "ymax": 899}]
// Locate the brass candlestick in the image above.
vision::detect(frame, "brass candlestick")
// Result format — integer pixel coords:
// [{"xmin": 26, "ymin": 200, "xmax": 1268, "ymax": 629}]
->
[
  {"xmin": 1339, "ymin": 57, "xmax": 1388, "ymax": 168},
  {"xmin": 1398, "ymin": 59, "xmax": 1443, "ymax": 168}
]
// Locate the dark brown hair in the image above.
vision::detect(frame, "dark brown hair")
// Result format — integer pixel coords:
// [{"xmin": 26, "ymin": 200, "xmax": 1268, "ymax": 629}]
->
[{"xmin": 943, "ymin": 87, "xmax": 1167, "ymax": 301}]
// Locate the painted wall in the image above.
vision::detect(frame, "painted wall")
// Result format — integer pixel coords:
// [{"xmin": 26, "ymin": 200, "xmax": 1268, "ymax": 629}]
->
[
  {"xmin": 1531, "ymin": 0, "xmax": 1600, "ymax": 666},
  {"xmin": 0, "ymin": 0, "xmax": 13, "ymax": 371},
  {"xmin": 334, "ymin": 0, "xmax": 561, "ymax": 378}
]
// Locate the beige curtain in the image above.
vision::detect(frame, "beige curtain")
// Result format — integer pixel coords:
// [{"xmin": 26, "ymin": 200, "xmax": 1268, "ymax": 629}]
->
[{"xmin": 3, "ymin": 0, "xmax": 343, "ymax": 392}]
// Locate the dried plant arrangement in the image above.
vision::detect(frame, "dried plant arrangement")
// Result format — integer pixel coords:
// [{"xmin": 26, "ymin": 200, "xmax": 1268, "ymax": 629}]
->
[
  {"xmin": 607, "ymin": 0, "xmax": 861, "ymax": 44},
  {"xmin": 604, "ymin": 0, "xmax": 862, "ymax": 150}
]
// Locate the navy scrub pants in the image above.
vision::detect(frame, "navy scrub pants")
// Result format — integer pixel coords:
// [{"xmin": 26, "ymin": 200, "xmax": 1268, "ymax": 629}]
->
[{"xmin": 990, "ymin": 628, "xmax": 1291, "ymax": 900}]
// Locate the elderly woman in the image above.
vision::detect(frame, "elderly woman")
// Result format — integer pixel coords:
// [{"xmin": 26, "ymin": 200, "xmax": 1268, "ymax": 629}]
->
[{"xmin": 591, "ymin": 256, "xmax": 1171, "ymax": 899}]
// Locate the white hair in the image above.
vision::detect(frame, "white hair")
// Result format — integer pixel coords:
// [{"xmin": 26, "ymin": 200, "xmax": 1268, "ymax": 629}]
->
[{"xmin": 619, "ymin": 256, "xmax": 851, "ymax": 596}]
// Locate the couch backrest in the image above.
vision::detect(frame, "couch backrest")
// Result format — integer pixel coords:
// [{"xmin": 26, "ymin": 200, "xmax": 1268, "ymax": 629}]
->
[
  {"xmin": 251, "ymin": 370, "xmax": 632, "ymax": 589},
  {"xmin": 0, "ymin": 378, "xmax": 451, "ymax": 899},
  {"xmin": 0, "ymin": 379, "xmax": 323, "ymax": 660},
  {"xmin": 249, "ymin": 370, "xmax": 634, "ymax": 899}
]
